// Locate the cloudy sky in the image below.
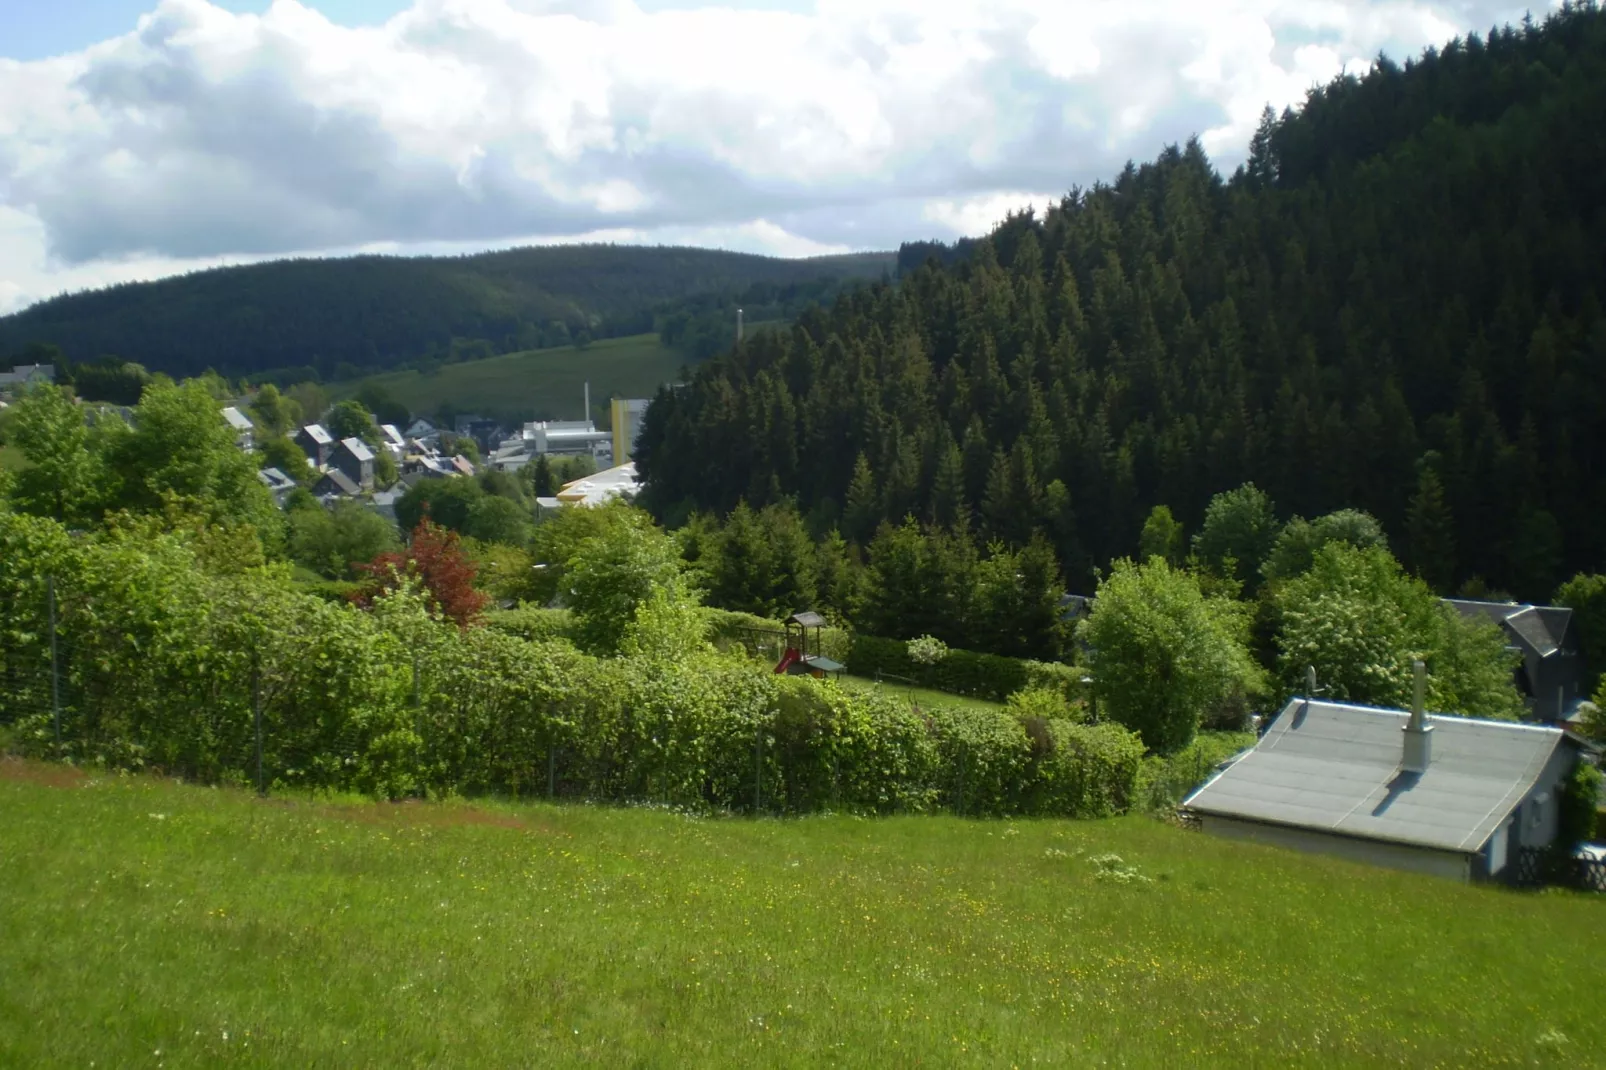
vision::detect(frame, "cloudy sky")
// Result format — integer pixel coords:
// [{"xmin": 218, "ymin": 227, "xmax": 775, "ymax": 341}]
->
[{"xmin": 0, "ymin": 0, "xmax": 1539, "ymax": 314}]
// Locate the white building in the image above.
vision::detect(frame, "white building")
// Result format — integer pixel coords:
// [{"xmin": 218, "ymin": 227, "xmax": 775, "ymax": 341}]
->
[{"xmin": 611, "ymin": 397, "xmax": 651, "ymax": 464}]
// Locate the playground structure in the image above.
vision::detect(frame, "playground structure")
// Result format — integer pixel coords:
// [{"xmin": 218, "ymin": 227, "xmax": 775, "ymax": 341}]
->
[{"xmin": 773, "ymin": 612, "xmax": 845, "ymax": 678}]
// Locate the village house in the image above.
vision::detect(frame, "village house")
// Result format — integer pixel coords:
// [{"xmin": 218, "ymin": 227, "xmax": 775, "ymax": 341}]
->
[
  {"xmin": 1183, "ymin": 663, "xmax": 1596, "ymax": 882},
  {"xmin": 221, "ymin": 406, "xmax": 255, "ymax": 450},
  {"xmin": 295, "ymin": 423, "xmax": 334, "ymax": 467},
  {"xmin": 1444, "ymin": 599, "xmax": 1587, "ymax": 725},
  {"xmin": 313, "ymin": 466, "xmax": 362, "ymax": 500},
  {"xmin": 0, "ymin": 363, "xmax": 56, "ymax": 393},
  {"xmin": 328, "ymin": 437, "xmax": 376, "ymax": 491}
]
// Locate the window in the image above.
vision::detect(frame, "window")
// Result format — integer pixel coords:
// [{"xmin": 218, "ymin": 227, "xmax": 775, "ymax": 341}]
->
[{"xmin": 1531, "ymin": 792, "xmax": 1550, "ymax": 828}]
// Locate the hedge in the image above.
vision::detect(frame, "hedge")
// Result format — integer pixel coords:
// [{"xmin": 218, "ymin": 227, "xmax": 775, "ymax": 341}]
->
[
  {"xmin": 0, "ymin": 512, "xmax": 1139, "ymax": 818},
  {"xmin": 845, "ymin": 633, "xmax": 1084, "ymax": 703}
]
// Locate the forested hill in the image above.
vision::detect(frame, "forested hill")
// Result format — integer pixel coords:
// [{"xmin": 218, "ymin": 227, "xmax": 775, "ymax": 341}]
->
[
  {"xmin": 638, "ymin": 3, "xmax": 1606, "ymax": 602},
  {"xmin": 0, "ymin": 245, "xmax": 894, "ymax": 383}
]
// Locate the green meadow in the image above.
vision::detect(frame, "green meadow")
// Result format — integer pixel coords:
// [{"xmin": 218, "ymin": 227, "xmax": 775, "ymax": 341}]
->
[
  {"xmin": 2, "ymin": 758, "xmax": 1601, "ymax": 1067},
  {"xmin": 335, "ymin": 333, "xmax": 689, "ymax": 422}
]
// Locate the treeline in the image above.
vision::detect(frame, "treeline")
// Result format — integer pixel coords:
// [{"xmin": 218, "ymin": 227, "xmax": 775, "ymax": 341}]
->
[
  {"xmin": 638, "ymin": 3, "xmax": 1606, "ymax": 601},
  {"xmin": 0, "ymin": 246, "xmax": 893, "ymax": 383}
]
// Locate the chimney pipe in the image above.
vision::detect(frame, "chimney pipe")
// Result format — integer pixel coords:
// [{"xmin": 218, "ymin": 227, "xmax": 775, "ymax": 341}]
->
[
  {"xmin": 1403, "ymin": 659, "xmax": 1433, "ymax": 773},
  {"xmin": 1306, "ymin": 665, "xmax": 1317, "ymax": 699}
]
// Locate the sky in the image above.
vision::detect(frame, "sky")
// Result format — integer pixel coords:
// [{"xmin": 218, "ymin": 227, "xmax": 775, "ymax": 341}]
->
[{"xmin": 0, "ymin": 0, "xmax": 1543, "ymax": 315}]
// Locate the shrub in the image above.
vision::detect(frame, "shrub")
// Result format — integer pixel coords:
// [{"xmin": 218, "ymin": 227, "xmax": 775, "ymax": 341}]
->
[
  {"xmin": 846, "ymin": 633, "xmax": 1081, "ymax": 703},
  {"xmin": 906, "ymin": 634, "xmax": 949, "ymax": 666}
]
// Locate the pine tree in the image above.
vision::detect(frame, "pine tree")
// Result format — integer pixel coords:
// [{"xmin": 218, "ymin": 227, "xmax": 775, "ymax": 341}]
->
[
  {"xmin": 1406, "ymin": 456, "xmax": 1457, "ymax": 593},
  {"xmin": 842, "ymin": 453, "xmax": 880, "ymax": 546}
]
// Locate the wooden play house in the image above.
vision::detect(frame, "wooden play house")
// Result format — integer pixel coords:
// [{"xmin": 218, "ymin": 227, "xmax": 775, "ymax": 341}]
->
[{"xmin": 773, "ymin": 611, "xmax": 844, "ymax": 678}]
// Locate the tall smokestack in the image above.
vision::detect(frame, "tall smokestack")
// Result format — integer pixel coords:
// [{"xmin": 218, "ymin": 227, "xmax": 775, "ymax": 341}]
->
[
  {"xmin": 1403, "ymin": 659, "xmax": 1433, "ymax": 773},
  {"xmin": 737, "ymin": 308, "xmax": 744, "ymax": 344},
  {"xmin": 584, "ymin": 380, "xmax": 590, "ymax": 427}
]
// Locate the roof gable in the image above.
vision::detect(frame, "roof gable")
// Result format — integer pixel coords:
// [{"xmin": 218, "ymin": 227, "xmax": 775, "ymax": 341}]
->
[
  {"xmin": 1443, "ymin": 598, "xmax": 1574, "ymax": 659},
  {"xmin": 1184, "ymin": 699, "xmax": 1574, "ymax": 853}
]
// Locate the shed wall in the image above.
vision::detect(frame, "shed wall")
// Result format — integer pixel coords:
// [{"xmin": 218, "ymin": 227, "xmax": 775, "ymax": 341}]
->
[{"xmin": 1200, "ymin": 814, "xmax": 1472, "ymax": 881}]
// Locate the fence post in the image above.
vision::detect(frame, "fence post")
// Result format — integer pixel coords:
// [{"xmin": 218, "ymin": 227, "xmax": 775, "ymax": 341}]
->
[
  {"xmin": 252, "ymin": 650, "xmax": 264, "ymax": 797},
  {"xmin": 411, "ymin": 651, "xmax": 421, "ymax": 735},
  {"xmin": 47, "ymin": 575, "xmax": 61, "ymax": 752},
  {"xmin": 753, "ymin": 720, "xmax": 763, "ymax": 814}
]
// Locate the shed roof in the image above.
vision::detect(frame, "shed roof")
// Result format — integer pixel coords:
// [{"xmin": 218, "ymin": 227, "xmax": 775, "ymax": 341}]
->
[
  {"xmin": 1183, "ymin": 698, "xmax": 1577, "ymax": 854},
  {"xmin": 221, "ymin": 406, "xmax": 254, "ymax": 431},
  {"xmin": 788, "ymin": 611, "xmax": 827, "ymax": 628},
  {"xmin": 339, "ymin": 436, "xmax": 375, "ymax": 462}
]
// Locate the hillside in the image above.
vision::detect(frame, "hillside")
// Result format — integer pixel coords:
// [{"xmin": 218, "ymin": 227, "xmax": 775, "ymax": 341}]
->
[
  {"xmin": 638, "ymin": 5, "xmax": 1606, "ymax": 601},
  {"xmin": 3, "ymin": 763, "xmax": 1601, "ymax": 1066},
  {"xmin": 332, "ymin": 332, "xmax": 688, "ymax": 425},
  {"xmin": 0, "ymin": 246, "xmax": 893, "ymax": 383}
]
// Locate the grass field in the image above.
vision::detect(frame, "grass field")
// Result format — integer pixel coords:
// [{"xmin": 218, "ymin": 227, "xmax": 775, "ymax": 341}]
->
[
  {"xmin": 836, "ymin": 672, "xmax": 1004, "ymax": 712},
  {"xmin": 3, "ymin": 758, "xmax": 1602, "ymax": 1067},
  {"xmin": 0, "ymin": 443, "xmax": 24, "ymax": 472},
  {"xmin": 335, "ymin": 333, "xmax": 689, "ymax": 422}
]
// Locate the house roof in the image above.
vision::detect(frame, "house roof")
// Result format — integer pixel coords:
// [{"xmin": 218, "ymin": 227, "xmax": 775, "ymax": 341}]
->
[
  {"xmin": 1444, "ymin": 598, "xmax": 1573, "ymax": 659},
  {"xmin": 380, "ymin": 423, "xmax": 406, "ymax": 447},
  {"xmin": 221, "ymin": 406, "xmax": 254, "ymax": 431},
  {"xmin": 450, "ymin": 455, "xmax": 476, "ymax": 476},
  {"xmin": 300, "ymin": 423, "xmax": 333, "ymax": 445},
  {"xmin": 1183, "ymin": 698, "xmax": 1578, "ymax": 854},
  {"xmin": 316, "ymin": 467, "xmax": 361, "ymax": 496},
  {"xmin": 257, "ymin": 467, "xmax": 295, "ymax": 491},
  {"xmin": 339, "ymin": 436, "xmax": 375, "ymax": 462}
]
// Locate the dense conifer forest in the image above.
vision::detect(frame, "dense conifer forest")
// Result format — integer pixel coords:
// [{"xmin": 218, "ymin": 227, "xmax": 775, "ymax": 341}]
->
[
  {"xmin": 638, "ymin": 3, "xmax": 1606, "ymax": 602},
  {"xmin": 0, "ymin": 246, "xmax": 893, "ymax": 383}
]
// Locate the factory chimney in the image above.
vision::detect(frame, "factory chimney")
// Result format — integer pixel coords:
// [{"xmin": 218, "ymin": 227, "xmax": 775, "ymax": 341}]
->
[{"xmin": 737, "ymin": 308, "xmax": 744, "ymax": 345}]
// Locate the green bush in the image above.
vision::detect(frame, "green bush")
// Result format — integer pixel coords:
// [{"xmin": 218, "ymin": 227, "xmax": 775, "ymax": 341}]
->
[
  {"xmin": 846, "ymin": 633, "xmax": 1082, "ymax": 703},
  {"xmin": 484, "ymin": 606, "xmax": 576, "ymax": 644},
  {"xmin": 0, "ymin": 511, "xmax": 1139, "ymax": 817}
]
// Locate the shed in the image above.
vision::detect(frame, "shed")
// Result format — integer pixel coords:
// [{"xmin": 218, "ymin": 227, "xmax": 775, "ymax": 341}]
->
[{"xmin": 1182, "ymin": 667, "xmax": 1593, "ymax": 881}]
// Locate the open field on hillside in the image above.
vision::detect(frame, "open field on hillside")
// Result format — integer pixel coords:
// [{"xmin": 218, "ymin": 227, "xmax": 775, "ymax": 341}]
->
[
  {"xmin": 2, "ymin": 759, "xmax": 1602, "ymax": 1067},
  {"xmin": 335, "ymin": 333, "xmax": 688, "ymax": 422}
]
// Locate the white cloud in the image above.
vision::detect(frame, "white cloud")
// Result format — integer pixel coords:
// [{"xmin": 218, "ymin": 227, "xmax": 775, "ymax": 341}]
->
[{"xmin": 0, "ymin": 0, "xmax": 1537, "ymax": 312}]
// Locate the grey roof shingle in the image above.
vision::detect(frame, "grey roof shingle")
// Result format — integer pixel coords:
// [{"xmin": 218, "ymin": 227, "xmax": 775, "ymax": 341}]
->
[
  {"xmin": 1444, "ymin": 598, "xmax": 1574, "ymax": 660},
  {"xmin": 317, "ymin": 467, "xmax": 361, "ymax": 496},
  {"xmin": 1183, "ymin": 699, "xmax": 1574, "ymax": 853},
  {"xmin": 339, "ymin": 437, "xmax": 375, "ymax": 462},
  {"xmin": 301, "ymin": 423, "xmax": 333, "ymax": 445}
]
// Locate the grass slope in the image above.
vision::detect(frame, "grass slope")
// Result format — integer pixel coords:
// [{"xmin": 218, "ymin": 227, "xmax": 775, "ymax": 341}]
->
[
  {"xmin": 836, "ymin": 673, "xmax": 1004, "ymax": 713},
  {"xmin": 2, "ymin": 759, "xmax": 1601, "ymax": 1067},
  {"xmin": 336, "ymin": 332, "xmax": 688, "ymax": 423}
]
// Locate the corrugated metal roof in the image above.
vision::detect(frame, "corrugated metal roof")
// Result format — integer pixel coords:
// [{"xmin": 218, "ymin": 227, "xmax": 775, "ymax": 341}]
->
[{"xmin": 1183, "ymin": 699, "xmax": 1570, "ymax": 853}]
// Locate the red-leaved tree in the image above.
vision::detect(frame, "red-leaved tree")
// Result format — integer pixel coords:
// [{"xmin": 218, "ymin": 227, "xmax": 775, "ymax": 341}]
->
[{"xmin": 353, "ymin": 518, "xmax": 490, "ymax": 628}]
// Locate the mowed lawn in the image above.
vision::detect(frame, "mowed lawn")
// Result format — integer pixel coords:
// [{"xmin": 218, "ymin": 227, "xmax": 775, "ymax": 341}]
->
[
  {"xmin": 835, "ymin": 673, "xmax": 1005, "ymax": 713},
  {"xmin": 2, "ymin": 760, "xmax": 1602, "ymax": 1068},
  {"xmin": 337, "ymin": 333, "xmax": 689, "ymax": 420}
]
